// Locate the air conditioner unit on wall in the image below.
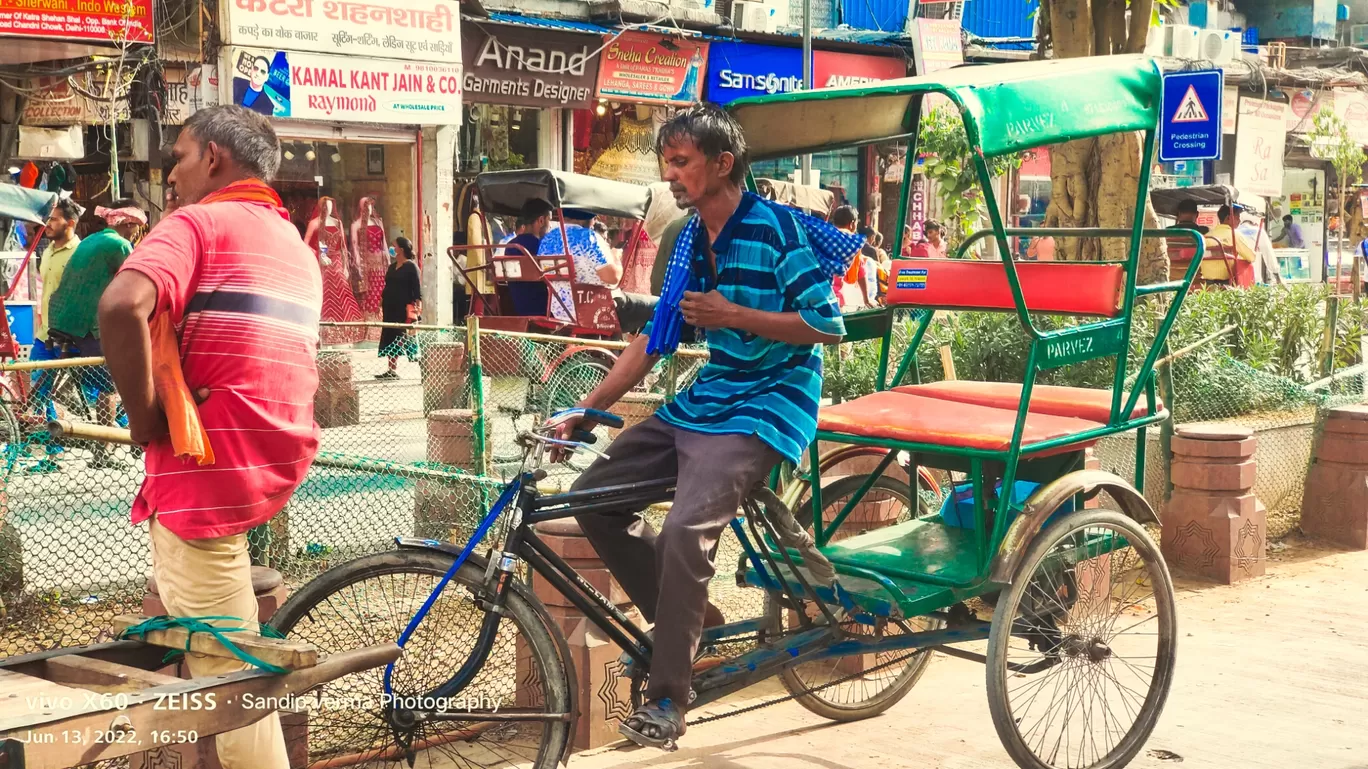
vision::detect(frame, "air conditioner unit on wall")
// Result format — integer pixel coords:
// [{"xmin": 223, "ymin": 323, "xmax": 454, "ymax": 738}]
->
[
  {"xmin": 1352, "ymin": 23, "xmax": 1368, "ymax": 48},
  {"xmin": 731, "ymin": 0, "xmax": 777, "ymax": 33},
  {"xmin": 1165, "ymin": 25, "xmax": 1201, "ymax": 59},
  {"xmin": 1198, "ymin": 28, "xmax": 1239, "ymax": 64}
]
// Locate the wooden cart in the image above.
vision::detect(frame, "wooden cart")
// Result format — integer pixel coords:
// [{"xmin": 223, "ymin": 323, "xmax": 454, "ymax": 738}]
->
[{"xmin": 0, "ymin": 614, "xmax": 399, "ymax": 769}]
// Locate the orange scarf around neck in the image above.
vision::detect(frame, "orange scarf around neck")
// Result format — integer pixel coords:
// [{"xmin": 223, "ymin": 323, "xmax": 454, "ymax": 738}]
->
[{"xmin": 199, "ymin": 178, "xmax": 284, "ymax": 208}]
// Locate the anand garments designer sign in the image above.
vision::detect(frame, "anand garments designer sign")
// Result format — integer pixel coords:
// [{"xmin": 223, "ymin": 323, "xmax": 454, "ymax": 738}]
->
[
  {"xmin": 461, "ymin": 24, "xmax": 598, "ymax": 110},
  {"xmin": 223, "ymin": 0, "xmax": 458, "ymax": 63},
  {"xmin": 225, "ymin": 47, "xmax": 461, "ymax": 124}
]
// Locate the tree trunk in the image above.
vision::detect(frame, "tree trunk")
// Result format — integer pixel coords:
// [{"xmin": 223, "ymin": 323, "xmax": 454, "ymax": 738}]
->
[{"xmin": 1045, "ymin": 0, "xmax": 1168, "ymax": 284}]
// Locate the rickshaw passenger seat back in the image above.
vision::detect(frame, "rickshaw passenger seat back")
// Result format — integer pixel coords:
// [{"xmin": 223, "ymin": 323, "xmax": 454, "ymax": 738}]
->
[{"xmin": 884, "ymin": 259, "xmax": 1127, "ymax": 317}]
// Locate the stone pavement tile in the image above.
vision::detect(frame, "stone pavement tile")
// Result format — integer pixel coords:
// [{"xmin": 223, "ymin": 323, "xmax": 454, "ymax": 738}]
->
[{"xmin": 569, "ymin": 546, "xmax": 1368, "ymax": 769}]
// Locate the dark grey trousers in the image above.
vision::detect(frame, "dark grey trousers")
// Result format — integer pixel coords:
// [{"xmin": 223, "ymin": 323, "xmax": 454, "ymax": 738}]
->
[{"xmin": 571, "ymin": 416, "xmax": 779, "ymax": 705}]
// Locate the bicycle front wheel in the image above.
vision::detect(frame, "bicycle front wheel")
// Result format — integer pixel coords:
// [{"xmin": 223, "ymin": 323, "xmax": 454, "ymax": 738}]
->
[{"xmin": 271, "ymin": 549, "xmax": 573, "ymax": 769}]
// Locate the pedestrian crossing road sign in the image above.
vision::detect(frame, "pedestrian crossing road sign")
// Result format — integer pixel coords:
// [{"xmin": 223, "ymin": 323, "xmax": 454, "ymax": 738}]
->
[{"xmin": 1160, "ymin": 69, "xmax": 1223, "ymax": 162}]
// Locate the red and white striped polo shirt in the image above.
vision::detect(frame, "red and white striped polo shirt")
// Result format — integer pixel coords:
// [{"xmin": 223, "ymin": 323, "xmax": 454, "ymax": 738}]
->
[{"xmin": 121, "ymin": 199, "xmax": 323, "ymax": 540}]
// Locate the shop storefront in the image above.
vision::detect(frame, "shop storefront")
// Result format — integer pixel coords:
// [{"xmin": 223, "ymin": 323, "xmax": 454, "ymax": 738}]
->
[
  {"xmin": 704, "ymin": 41, "xmax": 906, "ymax": 213},
  {"xmin": 219, "ymin": 0, "xmax": 462, "ymax": 337}
]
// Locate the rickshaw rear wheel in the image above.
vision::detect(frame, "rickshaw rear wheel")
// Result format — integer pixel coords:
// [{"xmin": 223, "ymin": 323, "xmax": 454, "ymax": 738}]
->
[
  {"xmin": 986, "ymin": 509, "xmax": 1176, "ymax": 769},
  {"xmin": 775, "ymin": 473, "xmax": 941, "ymax": 721}
]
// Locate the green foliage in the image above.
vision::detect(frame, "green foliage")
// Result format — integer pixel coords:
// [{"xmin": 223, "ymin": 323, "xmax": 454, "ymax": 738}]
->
[
  {"xmin": 1308, "ymin": 109, "xmax": 1366, "ymax": 191},
  {"xmin": 918, "ymin": 106, "xmax": 1023, "ymax": 248}
]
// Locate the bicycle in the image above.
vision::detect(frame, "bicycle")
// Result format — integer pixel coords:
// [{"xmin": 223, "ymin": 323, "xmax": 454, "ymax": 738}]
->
[{"xmin": 272, "ymin": 407, "xmax": 950, "ymax": 768}]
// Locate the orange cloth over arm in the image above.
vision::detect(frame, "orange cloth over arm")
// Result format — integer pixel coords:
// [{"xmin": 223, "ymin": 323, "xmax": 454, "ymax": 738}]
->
[{"xmin": 150, "ymin": 312, "xmax": 214, "ymax": 465}]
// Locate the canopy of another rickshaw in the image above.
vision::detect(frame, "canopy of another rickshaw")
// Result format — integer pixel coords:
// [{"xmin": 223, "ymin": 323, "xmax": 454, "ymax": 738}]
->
[
  {"xmin": 755, "ymin": 178, "xmax": 835, "ymax": 217},
  {"xmin": 1149, "ymin": 184, "xmax": 1236, "ymax": 218},
  {"xmin": 0, "ymin": 185, "xmax": 58, "ymax": 225},
  {"xmin": 727, "ymin": 55, "xmax": 1163, "ymax": 161},
  {"xmin": 474, "ymin": 168, "xmax": 652, "ymax": 220}
]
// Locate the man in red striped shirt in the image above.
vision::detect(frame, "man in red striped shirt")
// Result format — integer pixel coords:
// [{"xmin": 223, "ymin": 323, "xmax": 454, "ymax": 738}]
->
[{"xmin": 99, "ymin": 105, "xmax": 321, "ymax": 769}]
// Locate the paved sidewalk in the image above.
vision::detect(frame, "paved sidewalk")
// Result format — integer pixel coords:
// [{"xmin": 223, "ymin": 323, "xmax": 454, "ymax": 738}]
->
[{"xmin": 571, "ymin": 541, "xmax": 1368, "ymax": 769}]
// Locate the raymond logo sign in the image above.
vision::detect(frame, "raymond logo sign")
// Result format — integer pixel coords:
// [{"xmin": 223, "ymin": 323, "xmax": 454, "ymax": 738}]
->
[
  {"xmin": 225, "ymin": 47, "xmax": 462, "ymax": 125},
  {"xmin": 461, "ymin": 24, "xmax": 598, "ymax": 110},
  {"xmin": 0, "ymin": 0, "xmax": 153, "ymax": 43},
  {"xmin": 595, "ymin": 31, "xmax": 707, "ymax": 105},
  {"xmin": 223, "ymin": 0, "xmax": 457, "ymax": 63}
]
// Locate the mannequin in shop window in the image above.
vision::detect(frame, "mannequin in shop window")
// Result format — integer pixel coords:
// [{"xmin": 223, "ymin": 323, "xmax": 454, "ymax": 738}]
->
[
  {"xmin": 305, "ymin": 196, "xmax": 366, "ymax": 345},
  {"xmin": 351, "ymin": 196, "xmax": 388, "ymax": 321}
]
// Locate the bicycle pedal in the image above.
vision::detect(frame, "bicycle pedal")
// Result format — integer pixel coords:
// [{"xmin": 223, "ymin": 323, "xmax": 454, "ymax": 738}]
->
[{"xmin": 661, "ymin": 739, "xmax": 678, "ymax": 752}]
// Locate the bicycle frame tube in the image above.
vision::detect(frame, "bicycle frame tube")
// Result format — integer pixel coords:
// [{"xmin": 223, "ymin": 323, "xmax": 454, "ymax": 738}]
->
[{"xmin": 382, "ymin": 479, "xmax": 521, "ymax": 695}]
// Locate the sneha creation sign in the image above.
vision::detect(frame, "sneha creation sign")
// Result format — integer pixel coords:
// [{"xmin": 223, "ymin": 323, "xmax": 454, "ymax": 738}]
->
[
  {"xmin": 461, "ymin": 24, "xmax": 599, "ymax": 110},
  {"xmin": 222, "ymin": 0, "xmax": 457, "ymax": 62},
  {"xmin": 595, "ymin": 31, "xmax": 707, "ymax": 105},
  {"xmin": 224, "ymin": 47, "xmax": 462, "ymax": 124}
]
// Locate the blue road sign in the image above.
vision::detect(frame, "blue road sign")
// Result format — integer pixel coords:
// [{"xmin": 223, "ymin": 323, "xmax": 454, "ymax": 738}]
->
[{"xmin": 1160, "ymin": 69, "xmax": 1223, "ymax": 162}]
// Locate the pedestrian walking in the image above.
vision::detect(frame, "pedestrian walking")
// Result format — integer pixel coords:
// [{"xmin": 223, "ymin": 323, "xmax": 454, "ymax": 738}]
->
[{"xmin": 376, "ymin": 236, "xmax": 421, "ymax": 380}]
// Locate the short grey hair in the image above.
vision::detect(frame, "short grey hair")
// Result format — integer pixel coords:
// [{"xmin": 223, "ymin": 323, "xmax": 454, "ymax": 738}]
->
[{"xmin": 183, "ymin": 105, "xmax": 282, "ymax": 182}]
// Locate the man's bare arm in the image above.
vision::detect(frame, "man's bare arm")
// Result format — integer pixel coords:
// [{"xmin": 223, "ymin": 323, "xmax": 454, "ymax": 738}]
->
[
  {"xmin": 579, "ymin": 333, "xmax": 657, "ymax": 412},
  {"xmin": 97, "ymin": 271, "xmax": 164, "ymax": 443}
]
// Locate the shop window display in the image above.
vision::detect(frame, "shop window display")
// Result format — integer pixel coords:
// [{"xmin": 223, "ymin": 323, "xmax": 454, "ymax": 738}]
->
[
  {"xmin": 571, "ymin": 104, "xmax": 670, "ymax": 294},
  {"xmin": 271, "ymin": 139, "xmax": 415, "ymax": 345}
]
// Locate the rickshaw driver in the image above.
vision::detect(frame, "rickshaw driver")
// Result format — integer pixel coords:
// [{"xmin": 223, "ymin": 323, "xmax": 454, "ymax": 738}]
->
[{"xmin": 553, "ymin": 104, "xmax": 845, "ymax": 749}]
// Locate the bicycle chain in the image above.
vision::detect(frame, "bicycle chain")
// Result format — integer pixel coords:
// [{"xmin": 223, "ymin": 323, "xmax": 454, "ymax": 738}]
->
[{"xmin": 688, "ymin": 646, "xmax": 925, "ymax": 725}]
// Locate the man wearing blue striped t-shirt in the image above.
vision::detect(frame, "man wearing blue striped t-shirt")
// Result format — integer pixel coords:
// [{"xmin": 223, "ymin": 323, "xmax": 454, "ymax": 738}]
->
[{"xmin": 554, "ymin": 104, "xmax": 844, "ymax": 749}]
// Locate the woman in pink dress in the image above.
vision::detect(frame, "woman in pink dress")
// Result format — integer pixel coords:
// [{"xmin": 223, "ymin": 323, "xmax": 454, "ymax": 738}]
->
[
  {"xmin": 305, "ymin": 196, "xmax": 366, "ymax": 346},
  {"xmin": 351, "ymin": 196, "xmax": 388, "ymax": 318}
]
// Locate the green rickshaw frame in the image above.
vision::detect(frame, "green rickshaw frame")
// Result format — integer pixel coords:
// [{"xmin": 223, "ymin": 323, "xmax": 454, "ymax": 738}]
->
[{"xmin": 727, "ymin": 54, "xmax": 1206, "ymax": 599}]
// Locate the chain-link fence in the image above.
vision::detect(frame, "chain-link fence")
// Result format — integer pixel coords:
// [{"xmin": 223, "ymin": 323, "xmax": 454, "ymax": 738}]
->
[
  {"xmin": 0, "ymin": 324, "xmax": 715, "ymax": 658},
  {"xmin": 2, "ymin": 289, "xmax": 1362, "ymax": 667}
]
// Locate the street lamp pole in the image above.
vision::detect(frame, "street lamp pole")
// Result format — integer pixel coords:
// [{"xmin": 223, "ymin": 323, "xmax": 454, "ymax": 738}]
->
[{"xmin": 801, "ymin": 0, "xmax": 813, "ymax": 186}]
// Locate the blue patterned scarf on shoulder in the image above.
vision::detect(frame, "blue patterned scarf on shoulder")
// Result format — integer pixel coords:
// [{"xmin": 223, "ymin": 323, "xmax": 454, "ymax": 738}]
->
[{"xmin": 646, "ymin": 193, "xmax": 865, "ymax": 355}]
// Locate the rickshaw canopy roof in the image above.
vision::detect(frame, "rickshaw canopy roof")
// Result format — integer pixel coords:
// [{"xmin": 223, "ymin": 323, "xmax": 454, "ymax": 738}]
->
[
  {"xmin": 729, "ymin": 55, "xmax": 1162, "ymax": 161},
  {"xmin": 755, "ymin": 178, "xmax": 835, "ymax": 216},
  {"xmin": 0, "ymin": 185, "xmax": 58, "ymax": 225},
  {"xmin": 1149, "ymin": 184, "xmax": 1237, "ymax": 217},
  {"xmin": 475, "ymin": 169, "xmax": 652, "ymax": 220}
]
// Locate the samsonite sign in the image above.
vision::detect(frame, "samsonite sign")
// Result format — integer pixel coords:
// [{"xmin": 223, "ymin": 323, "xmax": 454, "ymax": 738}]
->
[{"xmin": 704, "ymin": 41, "xmax": 905, "ymax": 105}]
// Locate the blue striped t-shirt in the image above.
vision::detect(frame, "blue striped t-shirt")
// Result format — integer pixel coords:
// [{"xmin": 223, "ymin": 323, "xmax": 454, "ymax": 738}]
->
[{"xmin": 650, "ymin": 193, "xmax": 844, "ymax": 464}]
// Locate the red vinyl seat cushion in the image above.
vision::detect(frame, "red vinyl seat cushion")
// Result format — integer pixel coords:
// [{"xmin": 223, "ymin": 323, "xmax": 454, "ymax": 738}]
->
[
  {"xmin": 892, "ymin": 381, "xmax": 1161, "ymax": 423},
  {"xmin": 817, "ymin": 391, "xmax": 1104, "ymax": 454},
  {"xmin": 884, "ymin": 259, "xmax": 1126, "ymax": 317}
]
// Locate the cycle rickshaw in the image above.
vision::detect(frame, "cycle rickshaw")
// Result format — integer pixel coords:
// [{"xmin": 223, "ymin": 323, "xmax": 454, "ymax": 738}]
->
[
  {"xmin": 274, "ymin": 54, "xmax": 1195, "ymax": 769},
  {"xmin": 449, "ymin": 169, "xmax": 683, "ymax": 468}
]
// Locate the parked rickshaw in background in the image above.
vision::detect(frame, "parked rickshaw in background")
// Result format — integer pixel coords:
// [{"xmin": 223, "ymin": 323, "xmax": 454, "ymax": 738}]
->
[{"xmin": 449, "ymin": 169, "xmax": 680, "ymax": 469}]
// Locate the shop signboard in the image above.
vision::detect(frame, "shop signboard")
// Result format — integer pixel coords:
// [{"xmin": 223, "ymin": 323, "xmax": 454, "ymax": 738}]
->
[
  {"xmin": 909, "ymin": 18, "xmax": 962, "ymax": 76},
  {"xmin": 1222, "ymin": 87, "xmax": 1238, "ymax": 135},
  {"xmin": 22, "ymin": 76, "xmax": 129, "ymax": 125},
  {"xmin": 908, "ymin": 18, "xmax": 960, "ymax": 113},
  {"xmin": 224, "ymin": 46, "xmax": 462, "ymax": 125},
  {"xmin": 462, "ymin": 24, "xmax": 598, "ymax": 110},
  {"xmin": 1233, "ymin": 98, "xmax": 1287, "ymax": 199},
  {"xmin": 704, "ymin": 41, "xmax": 905, "ymax": 106},
  {"xmin": 0, "ymin": 0, "xmax": 153, "ymax": 44},
  {"xmin": 595, "ymin": 31, "xmax": 708, "ymax": 105},
  {"xmin": 223, "ymin": 0, "xmax": 458, "ymax": 63},
  {"xmin": 813, "ymin": 50, "xmax": 905, "ymax": 88}
]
